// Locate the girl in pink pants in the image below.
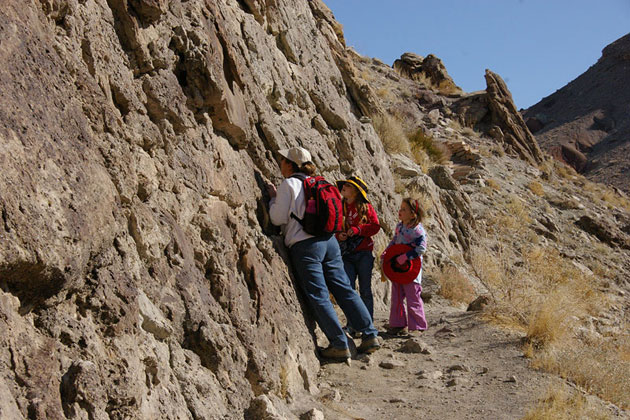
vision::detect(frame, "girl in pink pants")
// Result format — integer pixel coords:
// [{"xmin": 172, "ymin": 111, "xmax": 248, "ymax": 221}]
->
[{"xmin": 382, "ymin": 198, "xmax": 428, "ymax": 333}]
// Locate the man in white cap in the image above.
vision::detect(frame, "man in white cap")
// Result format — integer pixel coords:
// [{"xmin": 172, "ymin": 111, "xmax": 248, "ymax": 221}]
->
[{"xmin": 267, "ymin": 147, "xmax": 380, "ymax": 362}]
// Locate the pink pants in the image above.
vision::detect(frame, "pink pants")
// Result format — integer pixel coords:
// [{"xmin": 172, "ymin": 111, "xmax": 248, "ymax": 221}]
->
[{"xmin": 389, "ymin": 282, "xmax": 427, "ymax": 331}]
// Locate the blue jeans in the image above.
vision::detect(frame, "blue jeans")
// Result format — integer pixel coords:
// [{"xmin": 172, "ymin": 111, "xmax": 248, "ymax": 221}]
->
[
  {"xmin": 290, "ymin": 235, "xmax": 378, "ymax": 349},
  {"xmin": 343, "ymin": 250, "xmax": 375, "ymax": 320}
]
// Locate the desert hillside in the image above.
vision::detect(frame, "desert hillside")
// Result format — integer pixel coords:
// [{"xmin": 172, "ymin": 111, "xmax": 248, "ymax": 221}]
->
[
  {"xmin": 0, "ymin": 1, "xmax": 628, "ymax": 419},
  {"xmin": 523, "ymin": 33, "xmax": 630, "ymax": 194}
]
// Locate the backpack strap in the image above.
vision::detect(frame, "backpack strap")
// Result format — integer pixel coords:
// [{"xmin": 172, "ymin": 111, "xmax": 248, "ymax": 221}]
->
[{"xmin": 290, "ymin": 173, "xmax": 308, "ymax": 223}]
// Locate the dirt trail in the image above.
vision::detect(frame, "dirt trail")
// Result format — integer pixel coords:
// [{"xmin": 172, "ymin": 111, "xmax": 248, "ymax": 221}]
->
[{"xmin": 311, "ymin": 297, "xmax": 626, "ymax": 419}]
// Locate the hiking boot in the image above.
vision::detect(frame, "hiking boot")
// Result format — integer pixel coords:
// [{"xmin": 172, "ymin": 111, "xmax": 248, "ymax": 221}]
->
[
  {"xmin": 357, "ymin": 336, "xmax": 381, "ymax": 354},
  {"xmin": 408, "ymin": 329, "xmax": 424, "ymax": 337},
  {"xmin": 386, "ymin": 326, "xmax": 408, "ymax": 336},
  {"xmin": 319, "ymin": 346, "xmax": 351, "ymax": 361}
]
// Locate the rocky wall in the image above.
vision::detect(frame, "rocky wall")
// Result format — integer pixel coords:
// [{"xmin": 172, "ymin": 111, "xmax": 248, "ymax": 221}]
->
[{"xmin": 0, "ymin": 0, "xmax": 398, "ymax": 418}]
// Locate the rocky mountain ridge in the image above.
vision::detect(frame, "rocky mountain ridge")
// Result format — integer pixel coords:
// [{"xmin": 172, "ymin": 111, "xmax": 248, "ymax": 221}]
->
[
  {"xmin": 523, "ymin": 32, "xmax": 630, "ymax": 193},
  {"xmin": 0, "ymin": 1, "xmax": 628, "ymax": 419}
]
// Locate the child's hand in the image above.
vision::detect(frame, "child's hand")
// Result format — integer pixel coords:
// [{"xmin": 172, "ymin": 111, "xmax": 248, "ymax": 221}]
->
[
  {"xmin": 395, "ymin": 254, "xmax": 408, "ymax": 265},
  {"xmin": 266, "ymin": 183, "xmax": 277, "ymax": 198},
  {"xmin": 347, "ymin": 227, "xmax": 358, "ymax": 237},
  {"xmin": 338, "ymin": 232, "xmax": 348, "ymax": 241}
]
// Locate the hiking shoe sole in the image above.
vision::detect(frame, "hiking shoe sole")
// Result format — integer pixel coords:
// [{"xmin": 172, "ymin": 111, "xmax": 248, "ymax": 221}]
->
[
  {"xmin": 319, "ymin": 346, "xmax": 351, "ymax": 361},
  {"xmin": 357, "ymin": 337, "xmax": 380, "ymax": 354}
]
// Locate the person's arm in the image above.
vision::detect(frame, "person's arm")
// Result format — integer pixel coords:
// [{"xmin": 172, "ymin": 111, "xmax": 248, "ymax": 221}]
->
[
  {"xmin": 269, "ymin": 181, "xmax": 292, "ymax": 226},
  {"xmin": 350, "ymin": 204, "xmax": 380, "ymax": 237},
  {"xmin": 405, "ymin": 226, "xmax": 427, "ymax": 260}
]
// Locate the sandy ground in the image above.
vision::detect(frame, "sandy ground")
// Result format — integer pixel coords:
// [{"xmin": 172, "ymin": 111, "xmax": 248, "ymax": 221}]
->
[{"xmin": 310, "ymin": 297, "xmax": 628, "ymax": 420}]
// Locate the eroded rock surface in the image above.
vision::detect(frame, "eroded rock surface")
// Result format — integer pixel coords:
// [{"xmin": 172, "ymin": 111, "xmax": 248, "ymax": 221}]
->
[{"xmin": 0, "ymin": 0, "xmax": 397, "ymax": 417}]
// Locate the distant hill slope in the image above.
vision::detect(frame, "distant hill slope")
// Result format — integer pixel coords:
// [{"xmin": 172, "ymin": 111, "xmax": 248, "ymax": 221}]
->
[{"xmin": 523, "ymin": 33, "xmax": 630, "ymax": 193}]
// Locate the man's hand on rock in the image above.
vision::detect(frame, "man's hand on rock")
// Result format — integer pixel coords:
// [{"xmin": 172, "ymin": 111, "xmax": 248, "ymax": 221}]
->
[{"xmin": 266, "ymin": 183, "xmax": 277, "ymax": 198}]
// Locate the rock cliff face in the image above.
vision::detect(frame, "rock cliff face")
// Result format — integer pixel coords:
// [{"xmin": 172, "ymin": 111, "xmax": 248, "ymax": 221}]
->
[
  {"xmin": 523, "ymin": 33, "xmax": 630, "ymax": 193},
  {"xmin": 0, "ymin": 0, "xmax": 399, "ymax": 417}
]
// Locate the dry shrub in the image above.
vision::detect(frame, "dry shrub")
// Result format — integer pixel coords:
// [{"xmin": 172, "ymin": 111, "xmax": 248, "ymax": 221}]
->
[
  {"xmin": 530, "ymin": 335, "xmax": 630, "ymax": 409},
  {"xmin": 495, "ymin": 194, "xmax": 531, "ymax": 233},
  {"xmin": 554, "ymin": 160, "xmax": 579, "ymax": 182},
  {"xmin": 372, "ymin": 113, "xmax": 410, "ymax": 156},
  {"xmin": 331, "ymin": 21, "xmax": 345, "ymax": 44},
  {"xmin": 461, "ymin": 126, "xmax": 478, "ymax": 138},
  {"xmin": 408, "ymin": 128, "xmax": 447, "ymax": 164},
  {"xmin": 359, "ymin": 70, "xmax": 373, "ymax": 82},
  {"xmin": 524, "ymin": 247, "xmax": 605, "ymax": 317},
  {"xmin": 469, "ymin": 245, "xmax": 529, "ymax": 327},
  {"xmin": 472, "ymin": 240, "xmax": 623, "ymax": 407},
  {"xmin": 436, "ymin": 79, "xmax": 461, "ymax": 95},
  {"xmin": 393, "ymin": 176, "xmax": 406, "ymax": 195},
  {"xmin": 528, "ymin": 181, "xmax": 545, "ymax": 196},
  {"xmin": 526, "ymin": 289, "xmax": 576, "ymax": 349},
  {"xmin": 487, "ymin": 143, "xmax": 506, "ymax": 157},
  {"xmin": 582, "ymin": 180, "xmax": 630, "ymax": 211},
  {"xmin": 486, "ymin": 179, "xmax": 501, "ymax": 191},
  {"xmin": 410, "ymin": 147, "xmax": 431, "ymax": 173},
  {"xmin": 470, "ymin": 244, "xmax": 604, "ymax": 332},
  {"xmin": 375, "ymin": 86, "xmax": 393, "ymax": 100},
  {"xmin": 523, "ymin": 386, "xmax": 610, "ymax": 420},
  {"xmin": 437, "ymin": 265, "xmax": 475, "ymax": 305}
]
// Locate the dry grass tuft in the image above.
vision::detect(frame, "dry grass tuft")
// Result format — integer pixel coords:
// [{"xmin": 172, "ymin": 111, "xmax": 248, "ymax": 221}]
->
[
  {"xmin": 359, "ymin": 70, "xmax": 374, "ymax": 82},
  {"xmin": 372, "ymin": 113, "xmax": 410, "ymax": 156},
  {"xmin": 461, "ymin": 126, "xmax": 478, "ymax": 138},
  {"xmin": 471, "ymin": 237, "xmax": 624, "ymax": 407},
  {"xmin": 555, "ymin": 162, "xmax": 578, "ymax": 180},
  {"xmin": 393, "ymin": 176, "xmax": 406, "ymax": 195},
  {"xmin": 470, "ymin": 243, "xmax": 604, "ymax": 331},
  {"xmin": 408, "ymin": 128, "xmax": 447, "ymax": 164},
  {"xmin": 436, "ymin": 79, "xmax": 461, "ymax": 95},
  {"xmin": 375, "ymin": 86, "xmax": 394, "ymax": 101},
  {"xmin": 581, "ymin": 180, "xmax": 630, "ymax": 211},
  {"xmin": 410, "ymin": 147, "xmax": 432, "ymax": 173},
  {"xmin": 525, "ymin": 290, "xmax": 576, "ymax": 349},
  {"xmin": 529, "ymin": 335, "xmax": 630, "ymax": 409},
  {"xmin": 437, "ymin": 265, "xmax": 476, "ymax": 305},
  {"xmin": 523, "ymin": 386, "xmax": 610, "ymax": 420},
  {"xmin": 493, "ymin": 195, "xmax": 531, "ymax": 233},
  {"xmin": 486, "ymin": 179, "xmax": 501, "ymax": 191},
  {"xmin": 528, "ymin": 181, "xmax": 545, "ymax": 196}
]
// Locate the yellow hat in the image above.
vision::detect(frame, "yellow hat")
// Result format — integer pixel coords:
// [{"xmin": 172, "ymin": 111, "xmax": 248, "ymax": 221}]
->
[{"xmin": 336, "ymin": 176, "xmax": 369, "ymax": 202}]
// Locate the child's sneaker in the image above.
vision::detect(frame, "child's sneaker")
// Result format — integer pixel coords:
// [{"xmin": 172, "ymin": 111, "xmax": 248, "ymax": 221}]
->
[
  {"xmin": 319, "ymin": 346, "xmax": 351, "ymax": 361},
  {"xmin": 386, "ymin": 326, "xmax": 408, "ymax": 336},
  {"xmin": 408, "ymin": 329, "xmax": 424, "ymax": 337},
  {"xmin": 357, "ymin": 336, "xmax": 381, "ymax": 354}
]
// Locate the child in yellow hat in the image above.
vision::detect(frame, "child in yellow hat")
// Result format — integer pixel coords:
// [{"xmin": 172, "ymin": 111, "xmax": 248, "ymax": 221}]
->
[{"xmin": 336, "ymin": 176, "xmax": 381, "ymax": 330}]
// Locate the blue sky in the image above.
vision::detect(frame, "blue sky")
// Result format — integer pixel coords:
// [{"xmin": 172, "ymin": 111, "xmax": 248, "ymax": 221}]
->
[{"xmin": 323, "ymin": 0, "xmax": 630, "ymax": 109}]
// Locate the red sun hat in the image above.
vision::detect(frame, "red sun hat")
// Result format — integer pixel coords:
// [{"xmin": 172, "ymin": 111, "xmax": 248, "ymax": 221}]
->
[{"xmin": 381, "ymin": 244, "xmax": 422, "ymax": 284}]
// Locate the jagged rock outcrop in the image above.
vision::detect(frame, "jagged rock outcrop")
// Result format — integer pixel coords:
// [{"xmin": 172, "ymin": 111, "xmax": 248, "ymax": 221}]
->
[
  {"xmin": 523, "ymin": 32, "xmax": 630, "ymax": 192},
  {"xmin": 393, "ymin": 52, "xmax": 461, "ymax": 94},
  {"xmin": 0, "ymin": 0, "xmax": 399, "ymax": 417},
  {"xmin": 452, "ymin": 70, "xmax": 544, "ymax": 166}
]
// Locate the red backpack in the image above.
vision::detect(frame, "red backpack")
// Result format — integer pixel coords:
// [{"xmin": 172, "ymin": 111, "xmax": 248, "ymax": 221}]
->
[{"xmin": 291, "ymin": 174, "xmax": 343, "ymax": 236}]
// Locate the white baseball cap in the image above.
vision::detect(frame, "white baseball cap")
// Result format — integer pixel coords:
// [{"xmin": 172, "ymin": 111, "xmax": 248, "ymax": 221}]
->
[{"xmin": 278, "ymin": 147, "xmax": 312, "ymax": 166}]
